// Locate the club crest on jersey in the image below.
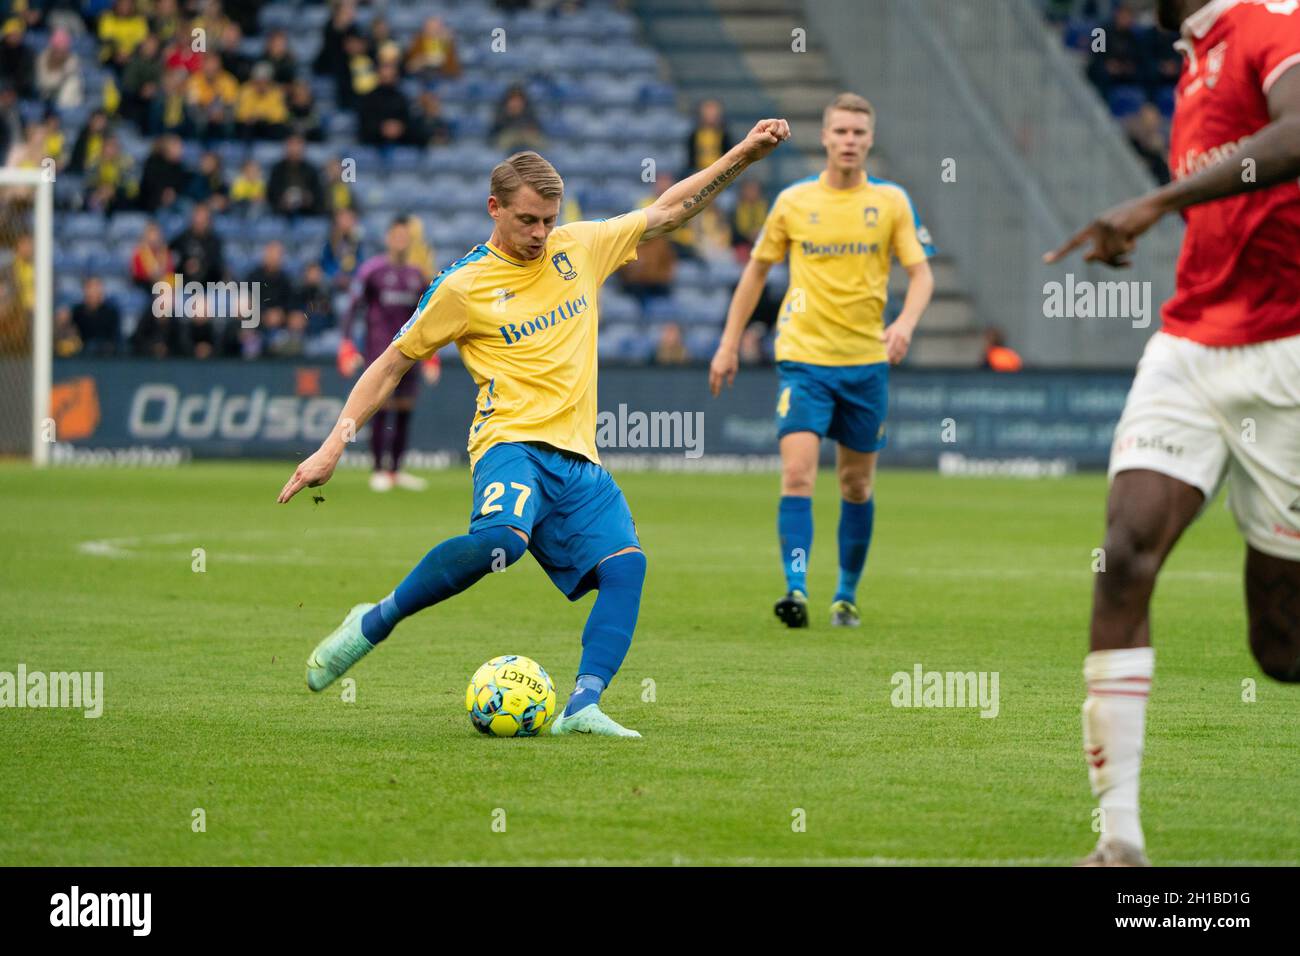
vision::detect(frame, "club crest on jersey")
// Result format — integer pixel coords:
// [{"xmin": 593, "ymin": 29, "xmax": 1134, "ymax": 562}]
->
[
  {"xmin": 863, "ymin": 206, "xmax": 879, "ymax": 227},
  {"xmin": 809, "ymin": 212, "xmax": 820, "ymax": 224},
  {"xmin": 551, "ymin": 251, "xmax": 577, "ymax": 280},
  {"xmin": 1205, "ymin": 41, "xmax": 1228, "ymax": 89}
]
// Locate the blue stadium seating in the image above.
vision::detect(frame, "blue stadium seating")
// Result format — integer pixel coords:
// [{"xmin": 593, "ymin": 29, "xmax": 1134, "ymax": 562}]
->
[{"xmin": 47, "ymin": 0, "xmax": 758, "ymax": 362}]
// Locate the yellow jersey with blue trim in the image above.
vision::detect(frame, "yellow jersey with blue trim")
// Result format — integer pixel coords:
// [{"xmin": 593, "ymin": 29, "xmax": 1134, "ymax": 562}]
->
[
  {"xmin": 392, "ymin": 210, "xmax": 646, "ymax": 467},
  {"xmin": 751, "ymin": 171, "xmax": 935, "ymax": 366}
]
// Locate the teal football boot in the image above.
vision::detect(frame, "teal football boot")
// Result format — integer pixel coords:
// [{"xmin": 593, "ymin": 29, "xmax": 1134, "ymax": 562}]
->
[
  {"xmin": 829, "ymin": 599, "xmax": 861, "ymax": 627},
  {"xmin": 306, "ymin": 603, "xmax": 377, "ymax": 692},
  {"xmin": 550, "ymin": 703, "xmax": 641, "ymax": 738}
]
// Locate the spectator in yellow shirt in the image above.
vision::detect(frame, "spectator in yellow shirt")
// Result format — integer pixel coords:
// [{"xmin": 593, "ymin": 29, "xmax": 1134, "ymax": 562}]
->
[
  {"xmin": 405, "ymin": 16, "xmax": 461, "ymax": 80},
  {"xmin": 236, "ymin": 62, "xmax": 288, "ymax": 140},
  {"xmin": 97, "ymin": 0, "xmax": 149, "ymax": 68},
  {"xmin": 231, "ymin": 158, "xmax": 266, "ymax": 210},
  {"xmin": 402, "ymin": 214, "xmax": 435, "ymax": 281},
  {"xmin": 187, "ymin": 54, "xmax": 239, "ymax": 140},
  {"xmin": 731, "ymin": 179, "xmax": 769, "ymax": 253},
  {"xmin": 85, "ymin": 135, "xmax": 139, "ymax": 213},
  {"xmin": 13, "ymin": 232, "xmax": 34, "ymax": 313},
  {"xmin": 323, "ymin": 157, "xmax": 353, "ymax": 215},
  {"xmin": 686, "ymin": 99, "xmax": 731, "ymax": 170}
]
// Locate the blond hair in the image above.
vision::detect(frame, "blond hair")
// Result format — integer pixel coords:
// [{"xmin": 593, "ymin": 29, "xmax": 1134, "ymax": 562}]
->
[
  {"xmin": 489, "ymin": 151, "xmax": 564, "ymax": 206},
  {"xmin": 823, "ymin": 92, "xmax": 875, "ymax": 129}
]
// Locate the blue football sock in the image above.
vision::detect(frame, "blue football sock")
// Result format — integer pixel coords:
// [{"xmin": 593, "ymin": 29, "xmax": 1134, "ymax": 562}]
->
[
  {"xmin": 565, "ymin": 550, "xmax": 645, "ymax": 715},
  {"xmin": 361, "ymin": 525, "xmax": 527, "ymax": 644},
  {"xmin": 563, "ymin": 674, "xmax": 606, "ymax": 716},
  {"xmin": 835, "ymin": 497, "xmax": 874, "ymax": 604},
  {"xmin": 778, "ymin": 495, "xmax": 813, "ymax": 595}
]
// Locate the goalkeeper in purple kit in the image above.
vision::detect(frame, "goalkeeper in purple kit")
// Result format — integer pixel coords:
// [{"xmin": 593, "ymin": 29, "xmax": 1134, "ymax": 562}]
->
[{"xmin": 339, "ymin": 215, "xmax": 442, "ymax": 492}]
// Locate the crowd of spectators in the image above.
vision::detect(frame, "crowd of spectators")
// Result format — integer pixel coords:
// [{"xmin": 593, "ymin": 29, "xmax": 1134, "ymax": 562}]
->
[
  {"xmin": 4, "ymin": 0, "xmax": 780, "ymax": 367},
  {"xmin": 5, "ymin": 0, "xmax": 471, "ymax": 358},
  {"xmin": 1043, "ymin": 0, "xmax": 1177, "ymax": 183}
]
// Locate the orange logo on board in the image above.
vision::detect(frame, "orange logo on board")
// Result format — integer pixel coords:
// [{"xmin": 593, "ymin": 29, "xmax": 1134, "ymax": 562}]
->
[
  {"xmin": 295, "ymin": 367, "xmax": 321, "ymax": 396},
  {"xmin": 49, "ymin": 376, "xmax": 101, "ymax": 440}
]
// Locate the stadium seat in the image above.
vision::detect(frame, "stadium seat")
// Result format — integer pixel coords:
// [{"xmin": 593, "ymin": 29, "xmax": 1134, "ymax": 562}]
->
[
  {"xmin": 684, "ymin": 327, "xmax": 722, "ymax": 361},
  {"xmin": 216, "ymin": 141, "xmax": 250, "ymax": 169},
  {"xmin": 387, "ymin": 8, "xmax": 426, "ymax": 34},
  {"xmin": 211, "ymin": 214, "xmax": 243, "ymax": 240},
  {"xmin": 61, "ymin": 212, "xmax": 104, "ymax": 242},
  {"xmin": 386, "ymin": 147, "xmax": 424, "ymax": 173},
  {"xmin": 304, "ymin": 143, "xmax": 335, "ymax": 168},
  {"xmin": 642, "ymin": 296, "xmax": 681, "ymax": 325},
  {"xmin": 251, "ymin": 217, "xmax": 286, "ymax": 243},
  {"xmin": 107, "ymin": 212, "xmax": 149, "ymax": 244},
  {"xmin": 100, "ymin": 276, "xmax": 130, "ymax": 303},
  {"xmin": 151, "ymin": 210, "xmax": 184, "ymax": 241},
  {"xmin": 87, "ymin": 248, "xmax": 125, "ymax": 275},
  {"xmin": 1155, "ymin": 85, "xmax": 1176, "ymax": 118},
  {"xmin": 122, "ymin": 288, "xmax": 151, "ymax": 320},
  {"xmin": 708, "ymin": 258, "xmax": 744, "ymax": 286},
  {"xmin": 290, "ymin": 36, "xmax": 323, "ymax": 65},
  {"xmin": 599, "ymin": 293, "xmax": 642, "ymax": 325},
  {"xmin": 259, "ymin": 5, "xmax": 295, "ymax": 31},
  {"xmin": 327, "ymin": 112, "xmax": 359, "ymax": 139},
  {"xmin": 53, "ymin": 173, "xmax": 84, "ymax": 207},
  {"xmin": 639, "ymin": 82, "xmax": 678, "ymax": 108},
  {"xmin": 180, "ymin": 141, "xmax": 204, "ymax": 167},
  {"xmin": 1107, "ymin": 85, "xmax": 1147, "ymax": 118},
  {"xmin": 672, "ymin": 259, "xmax": 705, "ymax": 289},
  {"xmin": 53, "ymin": 250, "xmax": 87, "ymax": 281},
  {"xmin": 225, "ymin": 248, "xmax": 252, "ymax": 278}
]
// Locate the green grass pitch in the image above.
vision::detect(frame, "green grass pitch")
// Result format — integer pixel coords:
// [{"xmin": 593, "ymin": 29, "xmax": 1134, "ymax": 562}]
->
[{"xmin": 1, "ymin": 461, "xmax": 1296, "ymax": 866}]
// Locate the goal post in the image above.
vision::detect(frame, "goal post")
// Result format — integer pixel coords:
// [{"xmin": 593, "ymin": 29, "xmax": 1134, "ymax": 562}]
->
[{"xmin": 0, "ymin": 167, "xmax": 54, "ymax": 467}]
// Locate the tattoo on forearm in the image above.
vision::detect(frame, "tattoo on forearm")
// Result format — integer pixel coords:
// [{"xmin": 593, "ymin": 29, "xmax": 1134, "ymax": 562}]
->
[{"xmin": 681, "ymin": 161, "xmax": 744, "ymax": 211}]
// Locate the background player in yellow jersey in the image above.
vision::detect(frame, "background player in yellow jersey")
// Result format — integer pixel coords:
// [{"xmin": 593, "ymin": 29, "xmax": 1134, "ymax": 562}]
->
[
  {"xmin": 709, "ymin": 93, "xmax": 935, "ymax": 629},
  {"xmin": 278, "ymin": 120, "xmax": 790, "ymax": 736}
]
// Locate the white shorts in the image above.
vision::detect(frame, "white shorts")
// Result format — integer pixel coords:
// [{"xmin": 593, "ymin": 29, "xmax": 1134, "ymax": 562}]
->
[{"xmin": 1108, "ymin": 330, "xmax": 1300, "ymax": 561}]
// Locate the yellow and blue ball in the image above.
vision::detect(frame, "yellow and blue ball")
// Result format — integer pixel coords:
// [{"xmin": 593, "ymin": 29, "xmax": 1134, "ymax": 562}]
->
[{"xmin": 466, "ymin": 655, "xmax": 557, "ymax": 737}]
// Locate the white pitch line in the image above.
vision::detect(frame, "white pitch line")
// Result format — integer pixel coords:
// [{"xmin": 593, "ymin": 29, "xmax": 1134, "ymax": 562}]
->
[
  {"xmin": 75, "ymin": 528, "xmax": 444, "ymax": 565},
  {"xmin": 75, "ymin": 532, "xmax": 1239, "ymax": 581}
]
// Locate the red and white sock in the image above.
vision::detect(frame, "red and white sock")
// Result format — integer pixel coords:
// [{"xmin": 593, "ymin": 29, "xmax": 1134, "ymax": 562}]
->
[{"xmin": 1083, "ymin": 646, "xmax": 1154, "ymax": 851}]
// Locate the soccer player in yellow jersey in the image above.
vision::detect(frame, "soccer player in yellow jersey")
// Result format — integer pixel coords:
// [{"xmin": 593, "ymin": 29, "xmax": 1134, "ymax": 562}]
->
[
  {"xmin": 710, "ymin": 93, "xmax": 935, "ymax": 629},
  {"xmin": 278, "ymin": 120, "xmax": 790, "ymax": 736}
]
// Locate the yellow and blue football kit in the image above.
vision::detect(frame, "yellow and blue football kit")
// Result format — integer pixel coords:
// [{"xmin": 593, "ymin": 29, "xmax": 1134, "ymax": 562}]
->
[
  {"xmin": 751, "ymin": 171, "xmax": 934, "ymax": 451},
  {"xmin": 392, "ymin": 210, "xmax": 647, "ymax": 599},
  {"xmin": 394, "ymin": 212, "xmax": 645, "ymax": 468},
  {"xmin": 752, "ymin": 171, "xmax": 934, "ymax": 621},
  {"xmin": 310, "ymin": 209, "xmax": 653, "ymax": 736}
]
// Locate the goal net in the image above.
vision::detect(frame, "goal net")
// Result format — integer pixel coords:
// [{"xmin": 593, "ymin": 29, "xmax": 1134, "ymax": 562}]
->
[{"xmin": 0, "ymin": 168, "xmax": 53, "ymax": 465}]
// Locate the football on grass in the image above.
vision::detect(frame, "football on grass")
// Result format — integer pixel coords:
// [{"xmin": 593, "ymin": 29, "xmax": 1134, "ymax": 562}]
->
[{"xmin": 466, "ymin": 655, "xmax": 557, "ymax": 737}]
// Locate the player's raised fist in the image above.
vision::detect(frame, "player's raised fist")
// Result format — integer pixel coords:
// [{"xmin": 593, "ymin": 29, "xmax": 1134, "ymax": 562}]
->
[{"xmin": 740, "ymin": 118, "xmax": 791, "ymax": 162}]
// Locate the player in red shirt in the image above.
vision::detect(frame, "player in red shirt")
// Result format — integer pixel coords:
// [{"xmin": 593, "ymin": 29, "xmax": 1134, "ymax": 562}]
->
[{"xmin": 1047, "ymin": 0, "xmax": 1300, "ymax": 866}]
